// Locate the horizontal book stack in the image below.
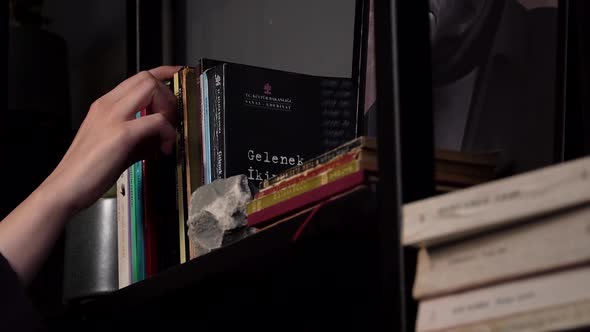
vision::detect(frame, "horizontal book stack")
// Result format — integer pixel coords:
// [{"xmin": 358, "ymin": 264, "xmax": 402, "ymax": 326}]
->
[
  {"xmin": 403, "ymin": 155, "xmax": 590, "ymax": 332},
  {"xmin": 246, "ymin": 136, "xmax": 378, "ymax": 228},
  {"xmin": 434, "ymin": 149, "xmax": 500, "ymax": 193}
]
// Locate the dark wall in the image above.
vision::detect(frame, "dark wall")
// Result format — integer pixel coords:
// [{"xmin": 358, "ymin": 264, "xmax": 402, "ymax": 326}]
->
[
  {"xmin": 5, "ymin": 0, "xmax": 127, "ymax": 318},
  {"xmin": 42, "ymin": 0, "xmax": 127, "ymax": 129},
  {"xmin": 431, "ymin": 0, "xmax": 560, "ymax": 175}
]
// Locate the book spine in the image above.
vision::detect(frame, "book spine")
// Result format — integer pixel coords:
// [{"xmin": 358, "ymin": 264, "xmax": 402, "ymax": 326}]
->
[
  {"xmin": 248, "ymin": 158, "xmax": 364, "ymax": 214},
  {"xmin": 258, "ymin": 151, "xmax": 358, "ymax": 197},
  {"xmin": 199, "ymin": 60, "xmax": 222, "ymax": 185},
  {"xmin": 257, "ymin": 149, "xmax": 376, "ymax": 197},
  {"xmin": 434, "ymin": 149, "xmax": 499, "ymax": 166},
  {"xmin": 413, "ymin": 204, "xmax": 590, "ymax": 299},
  {"xmin": 260, "ymin": 136, "xmax": 376, "ymax": 189},
  {"xmin": 445, "ymin": 299, "xmax": 590, "ymax": 332},
  {"xmin": 133, "ymin": 157, "xmax": 145, "ymax": 281},
  {"xmin": 184, "ymin": 66, "xmax": 202, "ymax": 260},
  {"xmin": 143, "ymin": 157, "xmax": 158, "ymax": 277},
  {"xmin": 434, "ymin": 170, "xmax": 492, "ymax": 186},
  {"xmin": 435, "ymin": 159, "xmax": 496, "ymax": 179},
  {"xmin": 184, "ymin": 66, "xmax": 203, "ymax": 196},
  {"xmin": 247, "ymin": 170, "xmax": 366, "ymax": 227},
  {"xmin": 202, "ymin": 72, "xmax": 212, "ymax": 184},
  {"xmin": 207, "ymin": 69, "xmax": 216, "ymax": 184},
  {"xmin": 416, "ymin": 266, "xmax": 590, "ymax": 332},
  {"xmin": 212, "ymin": 65, "xmax": 224, "ymax": 180},
  {"xmin": 207, "ymin": 65, "xmax": 225, "ymax": 181},
  {"xmin": 173, "ymin": 73, "xmax": 188, "ymax": 264},
  {"xmin": 153, "ymin": 148, "xmax": 181, "ymax": 271},
  {"xmin": 221, "ymin": 63, "xmax": 227, "ymax": 179},
  {"xmin": 403, "ymin": 156, "xmax": 590, "ymax": 247},
  {"xmin": 128, "ymin": 163, "xmax": 138, "ymax": 283},
  {"xmin": 181, "ymin": 67, "xmax": 192, "ymax": 202},
  {"xmin": 116, "ymin": 170, "xmax": 131, "ymax": 288}
]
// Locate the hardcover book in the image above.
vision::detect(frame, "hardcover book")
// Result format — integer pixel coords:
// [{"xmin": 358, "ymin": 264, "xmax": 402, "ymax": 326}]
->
[{"xmin": 202, "ymin": 62, "xmax": 359, "ymax": 188}]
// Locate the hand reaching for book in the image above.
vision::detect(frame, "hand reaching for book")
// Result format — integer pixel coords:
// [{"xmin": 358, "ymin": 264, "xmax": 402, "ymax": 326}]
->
[
  {"xmin": 0, "ymin": 66, "xmax": 180, "ymax": 285},
  {"xmin": 48, "ymin": 66, "xmax": 179, "ymax": 212}
]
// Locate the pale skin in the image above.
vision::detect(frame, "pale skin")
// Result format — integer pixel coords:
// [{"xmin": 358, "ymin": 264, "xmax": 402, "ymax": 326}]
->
[{"xmin": 0, "ymin": 66, "xmax": 181, "ymax": 285}]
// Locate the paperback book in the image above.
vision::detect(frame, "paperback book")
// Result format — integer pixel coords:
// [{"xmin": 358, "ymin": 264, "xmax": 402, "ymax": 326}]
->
[{"xmin": 201, "ymin": 62, "xmax": 359, "ymax": 188}]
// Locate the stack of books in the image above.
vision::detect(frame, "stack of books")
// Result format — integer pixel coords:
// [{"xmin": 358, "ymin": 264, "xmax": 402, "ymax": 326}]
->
[
  {"xmin": 403, "ymin": 156, "xmax": 590, "ymax": 332},
  {"xmin": 246, "ymin": 136, "xmax": 378, "ymax": 228},
  {"xmin": 434, "ymin": 149, "xmax": 499, "ymax": 193}
]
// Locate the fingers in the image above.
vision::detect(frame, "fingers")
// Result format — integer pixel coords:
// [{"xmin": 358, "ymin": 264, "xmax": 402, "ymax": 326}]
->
[
  {"xmin": 149, "ymin": 66, "xmax": 183, "ymax": 80},
  {"xmin": 112, "ymin": 72, "xmax": 177, "ymax": 123},
  {"xmin": 126, "ymin": 113, "xmax": 177, "ymax": 156},
  {"xmin": 98, "ymin": 66, "xmax": 181, "ymax": 108}
]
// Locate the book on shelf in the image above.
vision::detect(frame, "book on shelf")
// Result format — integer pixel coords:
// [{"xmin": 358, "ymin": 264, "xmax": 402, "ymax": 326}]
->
[
  {"xmin": 200, "ymin": 61, "xmax": 359, "ymax": 188},
  {"xmin": 433, "ymin": 149, "xmax": 500, "ymax": 193},
  {"xmin": 403, "ymin": 155, "xmax": 590, "ymax": 247},
  {"xmin": 116, "ymin": 170, "xmax": 131, "ymax": 288},
  {"xmin": 246, "ymin": 136, "xmax": 377, "ymax": 228},
  {"xmin": 170, "ymin": 61, "xmax": 223, "ymax": 261},
  {"xmin": 412, "ymin": 204, "xmax": 590, "ymax": 299},
  {"xmin": 405, "ymin": 156, "xmax": 590, "ymax": 332},
  {"xmin": 111, "ymin": 59, "xmax": 363, "ymax": 286},
  {"xmin": 415, "ymin": 265, "xmax": 590, "ymax": 332},
  {"xmin": 259, "ymin": 135, "xmax": 377, "ymax": 189},
  {"xmin": 443, "ymin": 299, "xmax": 590, "ymax": 332}
]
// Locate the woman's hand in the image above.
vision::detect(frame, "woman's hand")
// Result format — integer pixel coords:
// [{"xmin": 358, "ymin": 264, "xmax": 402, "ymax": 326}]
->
[
  {"xmin": 0, "ymin": 66, "xmax": 180, "ymax": 284},
  {"xmin": 44, "ymin": 66, "xmax": 180, "ymax": 213}
]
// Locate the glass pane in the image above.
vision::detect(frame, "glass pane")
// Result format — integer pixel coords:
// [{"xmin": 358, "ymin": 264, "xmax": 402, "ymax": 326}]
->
[{"xmin": 430, "ymin": 0, "xmax": 559, "ymax": 183}]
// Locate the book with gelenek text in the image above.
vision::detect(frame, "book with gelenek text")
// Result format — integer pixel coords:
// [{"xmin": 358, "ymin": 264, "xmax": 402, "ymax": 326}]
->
[{"xmin": 201, "ymin": 62, "xmax": 359, "ymax": 188}]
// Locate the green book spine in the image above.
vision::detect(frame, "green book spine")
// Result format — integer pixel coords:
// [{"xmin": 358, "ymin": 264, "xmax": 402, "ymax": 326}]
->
[{"xmin": 129, "ymin": 163, "xmax": 138, "ymax": 283}]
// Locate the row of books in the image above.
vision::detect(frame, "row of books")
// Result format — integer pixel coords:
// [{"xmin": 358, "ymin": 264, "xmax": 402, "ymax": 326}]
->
[
  {"xmin": 433, "ymin": 149, "xmax": 499, "ymax": 193},
  {"xmin": 246, "ymin": 136, "xmax": 378, "ymax": 229},
  {"xmin": 403, "ymin": 155, "xmax": 590, "ymax": 332},
  {"xmin": 115, "ymin": 60, "xmax": 361, "ymax": 287},
  {"xmin": 113, "ymin": 57, "xmax": 502, "ymax": 289},
  {"xmin": 241, "ymin": 135, "xmax": 501, "ymax": 232},
  {"xmin": 241, "ymin": 134, "xmax": 501, "ymax": 228}
]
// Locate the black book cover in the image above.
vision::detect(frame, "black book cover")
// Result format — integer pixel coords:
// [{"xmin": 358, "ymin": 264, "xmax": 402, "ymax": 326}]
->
[
  {"xmin": 206, "ymin": 66, "xmax": 225, "ymax": 181},
  {"xmin": 219, "ymin": 63, "xmax": 358, "ymax": 188}
]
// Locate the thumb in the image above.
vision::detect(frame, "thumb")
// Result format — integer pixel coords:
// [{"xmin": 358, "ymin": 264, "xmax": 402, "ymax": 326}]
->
[{"xmin": 127, "ymin": 113, "xmax": 177, "ymax": 159}]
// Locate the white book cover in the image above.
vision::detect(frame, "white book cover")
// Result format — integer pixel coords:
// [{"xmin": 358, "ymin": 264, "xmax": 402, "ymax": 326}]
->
[
  {"xmin": 403, "ymin": 156, "xmax": 590, "ymax": 247},
  {"xmin": 416, "ymin": 265, "xmax": 590, "ymax": 332},
  {"xmin": 413, "ymin": 204, "xmax": 590, "ymax": 299},
  {"xmin": 116, "ymin": 170, "xmax": 131, "ymax": 288},
  {"xmin": 446, "ymin": 299, "xmax": 590, "ymax": 332}
]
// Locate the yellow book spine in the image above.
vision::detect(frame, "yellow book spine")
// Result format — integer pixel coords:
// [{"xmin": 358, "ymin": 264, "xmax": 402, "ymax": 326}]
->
[
  {"xmin": 247, "ymin": 159, "xmax": 361, "ymax": 215},
  {"xmin": 173, "ymin": 72, "xmax": 187, "ymax": 264}
]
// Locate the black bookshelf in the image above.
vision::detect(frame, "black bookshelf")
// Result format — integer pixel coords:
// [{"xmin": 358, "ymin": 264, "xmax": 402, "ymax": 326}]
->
[
  {"xmin": 47, "ymin": 1, "xmax": 435, "ymax": 331},
  {"xmin": 50, "ymin": 186, "xmax": 384, "ymax": 330},
  {"xmin": 558, "ymin": 0, "xmax": 590, "ymax": 160},
  {"xmin": 374, "ymin": 1, "xmax": 434, "ymax": 331}
]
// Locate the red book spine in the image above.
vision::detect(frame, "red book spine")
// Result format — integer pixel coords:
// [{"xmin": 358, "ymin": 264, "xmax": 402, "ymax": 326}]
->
[
  {"xmin": 256, "ymin": 151, "xmax": 358, "ymax": 198},
  {"xmin": 141, "ymin": 108, "xmax": 157, "ymax": 276},
  {"xmin": 247, "ymin": 170, "xmax": 366, "ymax": 228}
]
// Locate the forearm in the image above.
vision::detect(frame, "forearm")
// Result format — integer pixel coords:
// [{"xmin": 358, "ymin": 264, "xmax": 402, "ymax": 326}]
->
[
  {"xmin": 0, "ymin": 178, "xmax": 74, "ymax": 285},
  {"xmin": 0, "ymin": 66, "xmax": 178, "ymax": 286}
]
